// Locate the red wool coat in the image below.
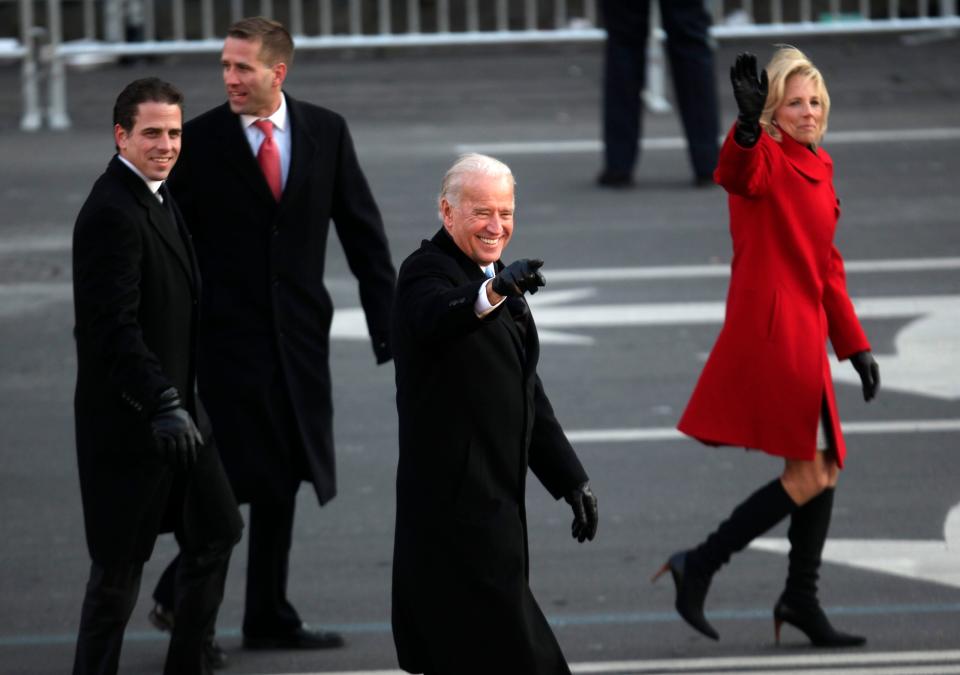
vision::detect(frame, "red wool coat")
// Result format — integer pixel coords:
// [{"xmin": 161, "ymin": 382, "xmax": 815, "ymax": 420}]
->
[{"xmin": 677, "ymin": 126, "xmax": 870, "ymax": 467}]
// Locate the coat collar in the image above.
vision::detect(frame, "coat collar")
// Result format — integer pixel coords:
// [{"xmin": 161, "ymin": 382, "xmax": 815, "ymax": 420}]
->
[
  {"xmin": 777, "ymin": 129, "xmax": 832, "ymax": 182},
  {"xmin": 430, "ymin": 227, "xmax": 496, "ymax": 282},
  {"xmin": 210, "ymin": 92, "xmax": 318, "ymax": 208},
  {"xmin": 429, "ymin": 228, "xmax": 534, "ymax": 369},
  {"xmin": 107, "ymin": 156, "xmax": 198, "ymax": 290}
]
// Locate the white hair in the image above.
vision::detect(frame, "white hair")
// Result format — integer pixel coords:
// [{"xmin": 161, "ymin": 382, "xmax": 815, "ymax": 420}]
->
[{"xmin": 437, "ymin": 153, "xmax": 514, "ymax": 221}]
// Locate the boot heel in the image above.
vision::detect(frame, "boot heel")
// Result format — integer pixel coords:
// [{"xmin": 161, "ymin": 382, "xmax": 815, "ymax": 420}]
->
[
  {"xmin": 651, "ymin": 562, "xmax": 670, "ymax": 583},
  {"xmin": 774, "ymin": 615, "xmax": 783, "ymax": 645}
]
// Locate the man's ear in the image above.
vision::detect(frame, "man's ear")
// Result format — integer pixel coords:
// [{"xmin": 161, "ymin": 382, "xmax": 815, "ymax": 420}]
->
[
  {"xmin": 114, "ymin": 124, "xmax": 128, "ymax": 154},
  {"xmin": 439, "ymin": 198, "xmax": 453, "ymax": 230},
  {"xmin": 273, "ymin": 62, "xmax": 288, "ymax": 89}
]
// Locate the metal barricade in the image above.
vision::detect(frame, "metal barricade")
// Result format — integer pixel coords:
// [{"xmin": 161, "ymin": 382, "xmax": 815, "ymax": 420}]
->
[{"xmin": 11, "ymin": 0, "xmax": 960, "ymax": 130}]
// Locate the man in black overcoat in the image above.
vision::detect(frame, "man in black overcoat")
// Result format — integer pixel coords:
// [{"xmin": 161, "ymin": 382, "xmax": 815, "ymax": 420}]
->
[
  {"xmin": 71, "ymin": 78, "xmax": 242, "ymax": 675},
  {"xmin": 150, "ymin": 17, "xmax": 396, "ymax": 652},
  {"xmin": 391, "ymin": 154, "xmax": 599, "ymax": 674}
]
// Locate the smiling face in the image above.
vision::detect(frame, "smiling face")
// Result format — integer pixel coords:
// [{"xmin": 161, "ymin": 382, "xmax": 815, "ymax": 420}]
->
[
  {"xmin": 773, "ymin": 74, "xmax": 824, "ymax": 146},
  {"xmin": 441, "ymin": 173, "xmax": 515, "ymax": 266},
  {"xmin": 221, "ymin": 36, "xmax": 285, "ymax": 118},
  {"xmin": 114, "ymin": 101, "xmax": 182, "ymax": 180}
]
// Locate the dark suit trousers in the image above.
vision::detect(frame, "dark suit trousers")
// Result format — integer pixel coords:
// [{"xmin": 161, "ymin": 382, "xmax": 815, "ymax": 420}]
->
[
  {"xmin": 601, "ymin": 0, "xmax": 719, "ymax": 179},
  {"xmin": 155, "ymin": 496, "xmax": 301, "ymax": 637},
  {"xmin": 73, "ymin": 538, "xmax": 230, "ymax": 675}
]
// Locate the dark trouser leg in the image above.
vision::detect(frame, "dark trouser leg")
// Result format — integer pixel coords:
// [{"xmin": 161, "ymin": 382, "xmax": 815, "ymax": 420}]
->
[
  {"xmin": 152, "ymin": 552, "xmax": 179, "ymax": 611},
  {"xmin": 72, "ymin": 561, "xmax": 142, "ymax": 675},
  {"xmin": 164, "ymin": 540, "xmax": 233, "ymax": 675},
  {"xmin": 242, "ymin": 494, "xmax": 300, "ymax": 636},
  {"xmin": 600, "ymin": 0, "xmax": 650, "ymax": 177},
  {"xmin": 776, "ymin": 486, "xmax": 866, "ymax": 646},
  {"xmin": 659, "ymin": 0, "xmax": 719, "ymax": 179}
]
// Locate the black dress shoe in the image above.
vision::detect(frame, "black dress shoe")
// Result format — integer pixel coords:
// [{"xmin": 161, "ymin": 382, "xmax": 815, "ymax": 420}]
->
[
  {"xmin": 596, "ymin": 169, "xmax": 634, "ymax": 188},
  {"xmin": 204, "ymin": 639, "xmax": 228, "ymax": 669},
  {"xmin": 148, "ymin": 604, "xmax": 175, "ymax": 633},
  {"xmin": 242, "ymin": 624, "xmax": 345, "ymax": 650}
]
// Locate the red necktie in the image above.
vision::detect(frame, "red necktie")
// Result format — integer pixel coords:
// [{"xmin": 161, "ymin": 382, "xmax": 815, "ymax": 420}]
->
[{"xmin": 254, "ymin": 119, "xmax": 282, "ymax": 201}]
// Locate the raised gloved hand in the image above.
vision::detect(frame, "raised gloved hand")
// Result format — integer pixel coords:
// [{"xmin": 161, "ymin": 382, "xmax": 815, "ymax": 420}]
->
[
  {"xmin": 849, "ymin": 351, "xmax": 880, "ymax": 402},
  {"xmin": 730, "ymin": 52, "xmax": 768, "ymax": 147},
  {"xmin": 150, "ymin": 387, "xmax": 203, "ymax": 469},
  {"xmin": 492, "ymin": 259, "xmax": 546, "ymax": 297},
  {"xmin": 565, "ymin": 482, "xmax": 598, "ymax": 543}
]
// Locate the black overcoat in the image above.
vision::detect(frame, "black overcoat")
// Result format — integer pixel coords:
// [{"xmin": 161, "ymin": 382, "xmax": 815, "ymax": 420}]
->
[
  {"xmin": 167, "ymin": 94, "xmax": 395, "ymax": 504},
  {"xmin": 72, "ymin": 157, "xmax": 242, "ymax": 564},
  {"xmin": 391, "ymin": 230, "xmax": 589, "ymax": 674}
]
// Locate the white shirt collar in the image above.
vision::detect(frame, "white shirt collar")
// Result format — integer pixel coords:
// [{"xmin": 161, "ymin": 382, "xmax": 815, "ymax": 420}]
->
[
  {"xmin": 241, "ymin": 93, "xmax": 288, "ymax": 132},
  {"xmin": 480, "ymin": 263, "xmax": 495, "ymax": 278},
  {"xmin": 117, "ymin": 155, "xmax": 164, "ymax": 200}
]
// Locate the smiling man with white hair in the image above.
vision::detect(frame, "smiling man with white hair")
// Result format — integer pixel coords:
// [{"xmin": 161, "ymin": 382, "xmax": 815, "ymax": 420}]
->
[{"xmin": 390, "ymin": 153, "xmax": 599, "ymax": 675}]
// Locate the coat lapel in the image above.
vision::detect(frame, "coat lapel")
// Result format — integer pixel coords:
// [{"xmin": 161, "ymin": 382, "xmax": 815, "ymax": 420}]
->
[
  {"xmin": 430, "ymin": 229, "xmax": 529, "ymax": 368},
  {"xmin": 780, "ymin": 131, "xmax": 831, "ymax": 182},
  {"xmin": 109, "ymin": 158, "xmax": 197, "ymax": 292},
  {"xmin": 281, "ymin": 94, "xmax": 318, "ymax": 206},
  {"xmin": 210, "ymin": 103, "xmax": 278, "ymax": 204}
]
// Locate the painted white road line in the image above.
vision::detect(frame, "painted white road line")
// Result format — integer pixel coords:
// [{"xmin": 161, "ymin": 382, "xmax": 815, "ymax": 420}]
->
[
  {"xmin": 455, "ymin": 126, "xmax": 960, "ymax": 155},
  {"xmin": 565, "ymin": 419, "xmax": 960, "ymax": 444},
  {"xmin": 333, "ymin": 292, "xmax": 960, "ymax": 400},
  {"xmin": 265, "ymin": 649, "xmax": 960, "ymax": 675},
  {"xmin": 754, "ymin": 503, "xmax": 960, "ymax": 590},
  {"xmin": 546, "ymin": 257, "xmax": 960, "ymax": 282}
]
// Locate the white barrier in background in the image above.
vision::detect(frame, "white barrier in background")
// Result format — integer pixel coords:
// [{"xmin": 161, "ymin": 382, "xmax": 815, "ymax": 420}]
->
[{"xmin": 7, "ymin": 0, "xmax": 960, "ymax": 130}]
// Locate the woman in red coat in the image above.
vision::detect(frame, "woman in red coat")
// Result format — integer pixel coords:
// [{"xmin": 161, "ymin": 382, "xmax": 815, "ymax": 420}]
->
[{"xmin": 655, "ymin": 48, "xmax": 881, "ymax": 647}]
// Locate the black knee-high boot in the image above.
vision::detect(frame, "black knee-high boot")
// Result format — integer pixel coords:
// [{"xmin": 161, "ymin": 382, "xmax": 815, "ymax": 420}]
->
[
  {"xmin": 774, "ymin": 487, "xmax": 866, "ymax": 647},
  {"xmin": 654, "ymin": 479, "xmax": 797, "ymax": 640}
]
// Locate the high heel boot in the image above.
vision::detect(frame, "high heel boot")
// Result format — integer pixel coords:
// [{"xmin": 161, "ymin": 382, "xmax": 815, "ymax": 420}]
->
[
  {"xmin": 774, "ymin": 487, "xmax": 865, "ymax": 647},
  {"xmin": 653, "ymin": 479, "xmax": 797, "ymax": 640}
]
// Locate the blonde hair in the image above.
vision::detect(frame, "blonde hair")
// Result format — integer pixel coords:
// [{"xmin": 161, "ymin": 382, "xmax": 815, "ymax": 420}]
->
[
  {"xmin": 438, "ymin": 153, "xmax": 514, "ymax": 221},
  {"xmin": 760, "ymin": 46, "xmax": 830, "ymax": 145}
]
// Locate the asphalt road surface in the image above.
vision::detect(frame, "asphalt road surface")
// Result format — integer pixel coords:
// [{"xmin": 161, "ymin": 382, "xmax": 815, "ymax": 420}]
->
[{"xmin": 1, "ymin": 31, "xmax": 958, "ymax": 675}]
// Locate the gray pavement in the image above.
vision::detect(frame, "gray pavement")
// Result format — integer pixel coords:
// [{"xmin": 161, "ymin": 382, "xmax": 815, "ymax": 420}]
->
[{"xmin": 1, "ymin": 31, "xmax": 959, "ymax": 674}]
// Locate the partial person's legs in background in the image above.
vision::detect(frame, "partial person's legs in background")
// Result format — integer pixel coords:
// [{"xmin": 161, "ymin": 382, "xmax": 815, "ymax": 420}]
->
[
  {"xmin": 72, "ymin": 561, "xmax": 143, "ymax": 675},
  {"xmin": 599, "ymin": 0, "xmax": 650, "ymax": 187},
  {"xmin": 660, "ymin": 0, "xmax": 720, "ymax": 183}
]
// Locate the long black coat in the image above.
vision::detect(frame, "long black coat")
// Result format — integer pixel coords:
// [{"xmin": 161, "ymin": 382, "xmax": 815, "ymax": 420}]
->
[
  {"xmin": 391, "ymin": 230, "xmax": 589, "ymax": 674},
  {"xmin": 72, "ymin": 157, "xmax": 242, "ymax": 564},
  {"xmin": 167, "ymin": 94, "xmax": 396, "ymax": 505}
]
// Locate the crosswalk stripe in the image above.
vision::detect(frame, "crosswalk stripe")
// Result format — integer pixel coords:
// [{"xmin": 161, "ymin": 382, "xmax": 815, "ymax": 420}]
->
[
  {"xmin": 262, "ymin": 650, "xmax": 960, "ymax": 675},
  {"xmin": 566, "ymin": 419, "xmax": 960, "ymax": 443}
]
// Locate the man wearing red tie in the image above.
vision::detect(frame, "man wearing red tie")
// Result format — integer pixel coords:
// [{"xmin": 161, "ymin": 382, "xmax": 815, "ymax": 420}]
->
[{"xmin": 148, "ymin": 17, "xmax": 396, "ymax": 663}]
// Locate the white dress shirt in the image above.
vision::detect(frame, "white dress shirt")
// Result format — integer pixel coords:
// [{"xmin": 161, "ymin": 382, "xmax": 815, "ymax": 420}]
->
[
  {"xmin": 240, "ymin": 93, "xmax": 292, "ymax": 191},
  {"xmin": 474, "ymin": 264, "xmax": 505, "ymax": 317},
  {"xmin": 117, "ymin": 155, "xmax": 164, "ymax": 202}
]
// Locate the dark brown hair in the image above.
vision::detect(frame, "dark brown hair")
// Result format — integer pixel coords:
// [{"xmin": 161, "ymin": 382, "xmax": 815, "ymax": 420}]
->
[
  {"xmin": 113, "ymin": 77, "xmax": 183, "ymax": 133},
  {"xmin": 227, "ymin": 16, "xmax": 294, "ymax": 68}
]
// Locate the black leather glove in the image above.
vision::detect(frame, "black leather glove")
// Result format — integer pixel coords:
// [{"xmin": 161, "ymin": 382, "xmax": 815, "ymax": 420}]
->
[
  {"xmin": 849, "ymin": 351, "xmax": 880, "ymax": 402},
  {"xmin": 150, "ymin": 387, "xmax": 203, "ymax": 469},
  {"xmin": 492, "ymin": 259, "xmax": 546, "ymax": 297},
  {"xmin": 730, "ymin": 52, "xmax": 768, "ymax": 148},
  {"xmin": 565, "ymin": 482, "xmax": 598, "ymax": 543}
]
